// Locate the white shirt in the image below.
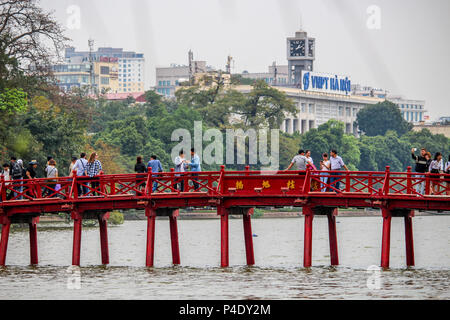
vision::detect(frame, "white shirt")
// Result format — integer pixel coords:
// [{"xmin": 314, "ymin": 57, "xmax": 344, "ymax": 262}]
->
[
  {"xmin": 73, "ymin": 158, "xmax": 88, "ymax": 177},
  {"xmin": 1, "ymin": 169, "xmax": 10, "ymax": 185},
  {"xmin": 321, "ymin": 160, "xmax": 330, "ymax": 171},
  {"xmin": 174, "ymin": 156, "xmax": 186, "ymax": 173}
]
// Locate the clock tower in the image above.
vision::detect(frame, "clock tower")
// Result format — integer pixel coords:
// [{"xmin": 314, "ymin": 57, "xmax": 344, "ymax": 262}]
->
[{"xmin": 287, "ymin": 30, "xmax": 315, "ymax": 86}]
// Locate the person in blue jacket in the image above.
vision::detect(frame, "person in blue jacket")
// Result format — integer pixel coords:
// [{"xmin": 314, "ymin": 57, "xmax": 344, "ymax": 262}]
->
[
  {"xmin": 147, "ymin": 155, "xmax": 163, "ymax": 193},
  {"xmin": 188, "ymin": 148, "xmax": 201, "ymax": 191}
]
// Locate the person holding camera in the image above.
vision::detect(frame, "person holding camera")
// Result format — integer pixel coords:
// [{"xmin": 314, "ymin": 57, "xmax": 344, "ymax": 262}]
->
[{"xmin": 411, "ymin": 148, "xmax": 429, "ymax": 194}]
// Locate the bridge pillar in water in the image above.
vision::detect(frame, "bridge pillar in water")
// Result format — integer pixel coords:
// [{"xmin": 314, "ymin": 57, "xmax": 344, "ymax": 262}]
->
[
  {"xmin": 217, "ymin": 206, "xmax": 229, "ymax": 267},
  {"xmin": 0, "ymin": 214, "xmax": 40, "ymax": 266},
  {"xmin": 302, "ymin": 206, "xmax": 339, "ymax": 268},
  {"xmin": 242, "ymin": 208, "xmax": 255, "ymax": 266},
  {"xmin": 0, "ymin": 217, "xmax": 11, "ymax": 266},
  {"xmin": 29, "ymin": 217, "xmax": 39, "ymax": 265},
  {"xmin": 217, "ymin": 206, "xmax": 255, "ymax": 267},
  {"xmin": 169, "ymin": 209, "xmax": 181, "ymax": 265},
  {"xmin": 71, "ymin": 210, "xmax": 83, "ymax": 266},
  {"xmin": 145, "ymin": 207, "xmax": 180, "ymax": 267},
  {"xmin": 380, "ymin": 208, "xmax": 415, "ymax": 269},
  {"xmin": 98, "ymin": 212, "xmax": 110, "ymax": 265}
]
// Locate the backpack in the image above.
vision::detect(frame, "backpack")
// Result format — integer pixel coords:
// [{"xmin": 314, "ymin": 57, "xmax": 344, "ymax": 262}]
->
[{"xmin": 11, "ymin": 162, "xmax": 23, "ymax": 179}]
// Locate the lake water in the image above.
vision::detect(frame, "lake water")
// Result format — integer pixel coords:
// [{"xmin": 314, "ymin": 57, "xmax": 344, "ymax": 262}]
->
[{"xmin": 0, "ymin": 216, "xmax": 449, "ymax": 299}]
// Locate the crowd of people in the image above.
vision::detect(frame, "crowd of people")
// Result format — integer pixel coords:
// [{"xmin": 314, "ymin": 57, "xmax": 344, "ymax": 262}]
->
[
  {"xmin": 411, "ymin": 148, "xmax": 450, "ymax": 195},
  {"xmin": 1, "ymin": 147, "xmax": 449, "ymax": 198},
  {"xmin": 286, "ymin": 149, "xmax": 349, "ymax": 192}
]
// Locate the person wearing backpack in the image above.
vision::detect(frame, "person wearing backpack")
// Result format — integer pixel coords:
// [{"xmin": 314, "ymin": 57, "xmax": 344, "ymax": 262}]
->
[
  {"xmin": 9, "ymin": 157, "xmax": 23, "ymax": 199},
  {"xmin": 73, "ymin": 153, "xmax": 88, "ymax": 196}
]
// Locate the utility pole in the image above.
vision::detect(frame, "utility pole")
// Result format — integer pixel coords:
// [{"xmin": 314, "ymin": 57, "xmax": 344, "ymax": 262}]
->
[
  {"xmin": 88, "ymin": 38, "xmax": 95, "ymax": 94},
  {"xmin": 273, "ymin": 61, "xmax": 278, "ymax": 86},
  {"xmin": 188, "ymin": 50, "xmax": 194, "ymax": 85},
  {"xmin": 226, "ymin": 55, "xmax": 233, "ymax": 74}
]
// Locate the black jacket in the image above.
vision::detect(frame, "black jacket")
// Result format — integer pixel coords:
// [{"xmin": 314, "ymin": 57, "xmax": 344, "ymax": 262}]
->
[
  {"xmin": 411, "ymin": 153, "xmax": 429, "ymax": 173},
  {"xmin": 134, "ymin": 162, "xmax": 147, "ymax": 174}
]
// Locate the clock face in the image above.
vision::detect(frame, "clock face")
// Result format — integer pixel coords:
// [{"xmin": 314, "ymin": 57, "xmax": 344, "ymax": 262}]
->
[
  {"xmin": 290, "ymin": 40, "xmax": 305, "ymax": 57},
  {"xmin": 308, "ymin": 40, "xmax": 315, "ymax": 57}
]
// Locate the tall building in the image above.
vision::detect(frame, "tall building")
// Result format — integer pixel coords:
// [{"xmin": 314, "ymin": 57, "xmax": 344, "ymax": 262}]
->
[
  {"xmin": 52, "ymin": 55, "xmax": 119, "ymax": 93},
  {"xmin": 64, "ymin": 47, "xmax": 145, "ymax": 93}
]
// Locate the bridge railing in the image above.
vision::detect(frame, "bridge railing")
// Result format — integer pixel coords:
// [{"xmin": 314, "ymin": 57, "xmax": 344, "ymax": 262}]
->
[
  {"xmin": 1, "ymin": 166, "xmax": 449, "ymax": 203},
  {"xmin": 305, "ymin": 169, "xmax": 386, "ymax": 195},
  {"xmin": 383, "ymin": 166, "xmax": 450, "ymax": 197}
]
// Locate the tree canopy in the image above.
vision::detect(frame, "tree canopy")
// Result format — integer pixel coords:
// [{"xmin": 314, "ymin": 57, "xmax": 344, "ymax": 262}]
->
[{"xmin": 356, "ymin": 100, "xmax": 412, "ymax": 136}]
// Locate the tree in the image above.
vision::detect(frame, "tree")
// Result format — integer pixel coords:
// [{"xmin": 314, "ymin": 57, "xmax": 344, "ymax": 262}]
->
[
  {"xmin": 0, "ymin": 0, "xmax": 69, "ymax": 90},
  {"xmin": 356, "ymin": 100, "xmax": 412, "ymax": 136},
  {"xmin": 0, "ymin": 87, "xmax": 27, "ymax": 114}
]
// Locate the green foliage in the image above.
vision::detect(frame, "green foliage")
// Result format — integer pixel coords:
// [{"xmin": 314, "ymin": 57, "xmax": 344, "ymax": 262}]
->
[
  {"xmin": 356, "ymin": 100, "xmax": 412, "ymax": 136},
  {"xmin": 0, "ymin": 88, "xmax": 28, "ymax": 114},
  {"xmin": 109, "ymin": 211, "xmax": 125, "ymax": 225}
]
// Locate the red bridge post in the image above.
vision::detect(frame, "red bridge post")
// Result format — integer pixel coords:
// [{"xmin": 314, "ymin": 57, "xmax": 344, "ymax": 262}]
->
[
  {"xmin": 29, "ymin": 217, "xmax": 39, "ymax": 265},
  {"xmin": 303, "ymin": 206, "xmax": 314, "ymax": 268},
  {"xmin": 71, "ymin": 210, "xmax": 83, "ymax": 266},
  {"xmin": 98, "ymin": 212, "xmax": 110, "ymax": 265},
  {"xmin": 380, "ymin": 208, "xmax": 392, "ymax": 269},
  {"xmin": 218, "ymin": 206, "xmax": 229, "ymax": 267},
  {"xmin": 145, "ymin": 207, "xmax": 156, "ymax": 267},
  {"xmin": 327, "ymin": 208, "xmax": 339, "ymax": 266},
  {"xmin": 0, "ymin": 217, "xmax": 11, "ymax": 266},
  {"xmin": 169, "ymin": 209, "xmax": 180, "ymax": 265},
  {"xmin": 243, "ymin": 208, "xmax": 255, "ymax": 266},
  {"xmin": 404, "ymin": 210, "xmax": 415, "ymax": 267}
]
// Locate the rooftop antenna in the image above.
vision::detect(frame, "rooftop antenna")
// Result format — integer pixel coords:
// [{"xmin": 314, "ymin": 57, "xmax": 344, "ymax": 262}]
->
[{"xmin": 226, "ymin": 55, "xmax": 233, "ymax": 74}]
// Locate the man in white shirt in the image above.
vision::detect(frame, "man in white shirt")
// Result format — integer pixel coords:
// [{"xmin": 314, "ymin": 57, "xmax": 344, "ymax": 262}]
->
[
  {"xmin": 174, "ymin": 150, "xmax": 187, "ymax": 191},
  {"xmin": 329, "ymin": 149, "xmax": 349, "ymax": 191}
]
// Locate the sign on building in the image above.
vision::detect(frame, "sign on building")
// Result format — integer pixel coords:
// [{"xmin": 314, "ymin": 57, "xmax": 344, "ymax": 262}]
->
[{"xmin": 301, "ymin": 71, "xmax": 352, "ymax": 96}]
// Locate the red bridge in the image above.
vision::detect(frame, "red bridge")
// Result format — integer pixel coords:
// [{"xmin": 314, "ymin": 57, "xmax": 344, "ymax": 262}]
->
[{"xmin": 0, "ymin": 166, "xmax": 449, "ymax": 269}]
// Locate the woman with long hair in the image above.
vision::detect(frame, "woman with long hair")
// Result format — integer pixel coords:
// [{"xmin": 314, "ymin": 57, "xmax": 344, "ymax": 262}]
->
[
  {"xmin": 134, "ymin": 156, "xmax": 147, "ymax": 195},
  {"xmin": 429, "ymin": 152, "xmax": 443, "ymax": 195},
  {"xmin": 86, "ymin": 152, "xmax": 102, "ymax": 196}
]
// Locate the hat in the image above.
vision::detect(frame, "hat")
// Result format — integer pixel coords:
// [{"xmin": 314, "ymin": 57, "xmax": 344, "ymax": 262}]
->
[{"xmin": 29, "ymin": 160, "xmax": 38, "ymax": 165}]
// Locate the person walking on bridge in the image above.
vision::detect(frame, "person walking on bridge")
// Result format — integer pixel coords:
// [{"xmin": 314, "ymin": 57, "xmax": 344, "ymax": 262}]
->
[
  {"xmin": 86, "ymin": 152, "xmax": 102, "ymax": 196},
  {"xmin": 188, "ymin": 148, "xmax": 201, "ymax": 191},
  {"xmin": 147, "ymin": 155, "xmax": 163, "ymax": 193},
  {"xmin": 134, "ymin": 156, "xmax": 147, "ymax": 195},
  {"xmin": 429, "ymin": 152, "xmax": 443, "ymax": 195},
  {"xmin": 174, "ymin": 150, "xmax": 187, "ymax": 192},
  {"xmin": 329, "ymin": 150, "xmax": 349, "ymax": 191},
  {"xmin": 286, "ymin": 149, "xmax": 312, "ymax": 171},
  {"xmin": 73, "ymin": 153, "xmax": 88, "ymax": 196},
  {"xmin": 411, "ymin": 148, "xmax": 429, "ymax": 194}
]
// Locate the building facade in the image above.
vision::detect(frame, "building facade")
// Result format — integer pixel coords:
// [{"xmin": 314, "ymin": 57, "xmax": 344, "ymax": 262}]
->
[
  {"xmin": 240, "ymin": 63, "xmax": 289, "ymax": 86},
  {"xmin": 155, "ymin": 60, "xmax": 216, "ymax": 97},
  {"xmin": 64, "ymin": 47, "xmax": 145, "ymax": 93}
]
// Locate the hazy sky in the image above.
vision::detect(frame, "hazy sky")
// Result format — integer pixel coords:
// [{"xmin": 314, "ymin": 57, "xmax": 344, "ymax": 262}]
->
[{"xmin": 40, "ymin": 0, "xmax": 450, "ymax": 119}]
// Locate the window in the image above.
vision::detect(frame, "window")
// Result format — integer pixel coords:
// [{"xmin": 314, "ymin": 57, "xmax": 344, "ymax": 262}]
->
[
  {"xmin": 301, "ymin": 103, "xmax": 306, "ymax": 113},
  {"xmin": 352, "ymin": 108, "xmax": 357, "ymax": 117},
  {"xmin": 346, "ymin": 107, "xmax": 351, "ymax": 117},
  {"xmin": 308, "ymin": 104, "xmax": 315, "ymax": 114},
  {"xmin": 100, "ymin": 66, "xmax": 110, "ymax": 75},
  {"xmin": 338, "ymin": 106, "xmax": 344, "ymax": 116},
  {"xmin": 100, "ymin": 77, "xmax": 109, "ymax": 85}
]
